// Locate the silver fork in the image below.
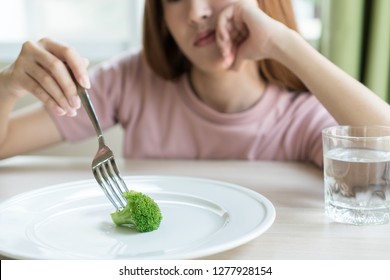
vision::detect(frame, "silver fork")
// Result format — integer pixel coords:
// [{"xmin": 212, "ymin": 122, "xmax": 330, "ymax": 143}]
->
[{"xmin": 74, "ymin": 80, "xmax": 129, "ymax": 210}]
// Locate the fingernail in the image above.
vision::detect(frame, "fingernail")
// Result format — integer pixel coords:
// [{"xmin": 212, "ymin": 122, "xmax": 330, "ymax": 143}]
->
[
  {"xmin": 71, "ymin": 95, "xmax": 81, "ymax": 109},
  {"xmin": 66, "ymin": 107, "xmax": 77, "ymax": 117},
  {"xmin": 221, "ymin": 47, "xmax": 230, "ymax": 58},
  {"xmin": 81, "ymin": 75, "xmax": 91, "ymax": 89},
  {"xmin": 83, "ymin": 57, "xmax": 90, "ymax": 66},
  {"xmin": 55, "ymin": 106, "xmax": 66, "ymax": 116},
  {"xmin": 223, "ymin": 50, "xmax": 229, "ymax": 58}
]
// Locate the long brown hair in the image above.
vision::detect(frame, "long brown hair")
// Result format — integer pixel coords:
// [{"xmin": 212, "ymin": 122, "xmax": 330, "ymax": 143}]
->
[{"xmin": 143, "ymin": 0, "xmax": 308, "ymax": 92}]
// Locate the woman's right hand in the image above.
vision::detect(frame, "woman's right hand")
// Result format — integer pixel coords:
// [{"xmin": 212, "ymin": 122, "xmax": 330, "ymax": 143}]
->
[{"xmin": 0, "ymin": 38, "xmax": 90, "ymax": 116}]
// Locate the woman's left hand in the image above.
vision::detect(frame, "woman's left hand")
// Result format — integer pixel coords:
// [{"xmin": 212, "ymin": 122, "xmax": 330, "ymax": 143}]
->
[{"xmin": 216, "ymin": 1, "xmax": 287, "ymax": 70}]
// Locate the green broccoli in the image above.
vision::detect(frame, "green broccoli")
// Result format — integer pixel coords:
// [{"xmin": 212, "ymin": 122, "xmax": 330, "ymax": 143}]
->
[{"xmin": 111, "ymin": 190, "xmax": 162, "ymax": 232}]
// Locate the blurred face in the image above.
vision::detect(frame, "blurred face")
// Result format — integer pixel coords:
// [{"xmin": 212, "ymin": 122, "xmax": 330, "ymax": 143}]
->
[{"xmin": 162, "ymin": 0, "xmax": 238, "ymax": 73}]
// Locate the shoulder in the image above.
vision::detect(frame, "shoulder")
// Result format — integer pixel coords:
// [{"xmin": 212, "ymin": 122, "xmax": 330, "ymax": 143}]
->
[
  {"xmin": 89, "ymin": 48, "xmax": 144, "ymax": 79},
  {"xmin": 89, "ymin": 48, "xmax": 175, "ymax": 89},
  {"xmin": 267, "ymin": 84, "xmax": 329, "ymax": 115},
  {"xmin": 268, "ymin": 84, "xmax": 337, "ymax": 167},
  {"xmin": 267, "ymin": 83, "xmax": 337, "ymax": 134}
]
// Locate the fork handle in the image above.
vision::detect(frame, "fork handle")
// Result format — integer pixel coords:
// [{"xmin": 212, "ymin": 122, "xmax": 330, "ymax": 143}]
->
[
  {"xmin": 76, "ymin": 85, "xmax": 105, "ymax": 145},
  {"xmin": 67, "ymin": 66, "xmax": 105, "ymax": 145}
]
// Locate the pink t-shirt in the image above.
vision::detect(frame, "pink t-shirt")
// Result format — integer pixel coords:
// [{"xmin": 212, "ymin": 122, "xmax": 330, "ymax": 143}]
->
[{"xmin": 50, "ymin": 50, "xmax": 337, "ymax": 167}]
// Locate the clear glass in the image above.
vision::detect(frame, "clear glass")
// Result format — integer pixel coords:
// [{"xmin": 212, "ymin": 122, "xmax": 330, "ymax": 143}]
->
[{"xmin": 322, "ymin": 126, "xmax": 390, "ymax": 225}]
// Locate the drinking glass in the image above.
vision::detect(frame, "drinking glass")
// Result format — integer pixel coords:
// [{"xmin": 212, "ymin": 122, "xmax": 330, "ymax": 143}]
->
[{"xmin": 322, "ymin": 125, "xmax": 390, "ymax": 225}]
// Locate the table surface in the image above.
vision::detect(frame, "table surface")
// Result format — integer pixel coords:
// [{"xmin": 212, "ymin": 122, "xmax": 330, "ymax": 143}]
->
[{"xmin": 1, "ymin": 156, "xmax": 390, "ymax": 260}]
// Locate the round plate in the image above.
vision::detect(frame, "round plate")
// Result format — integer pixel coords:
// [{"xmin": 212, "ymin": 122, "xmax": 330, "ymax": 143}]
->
[{"xmin": 0, "ymin": 176, "xmax": 275, "ymax": 259}]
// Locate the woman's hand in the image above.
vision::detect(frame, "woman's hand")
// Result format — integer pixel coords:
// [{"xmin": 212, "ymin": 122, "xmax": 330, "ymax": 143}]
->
[
  {"xmin": 0, "ymin": 38, "xmax": 90, "ymax": 116},
  {"xmin": 216, "ymin": 1, "xmax": 287, "ymax": 70}
]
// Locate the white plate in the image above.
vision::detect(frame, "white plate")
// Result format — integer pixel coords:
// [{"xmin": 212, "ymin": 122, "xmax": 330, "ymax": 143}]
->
[{"xmin": 0, "ymin": 176, "xmax": 275, "ymax": 259}]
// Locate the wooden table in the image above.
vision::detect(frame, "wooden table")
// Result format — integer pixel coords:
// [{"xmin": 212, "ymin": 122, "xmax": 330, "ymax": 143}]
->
[{"xmin": 1, "ymin": 156, "xmax": 390, "ymax": 260}]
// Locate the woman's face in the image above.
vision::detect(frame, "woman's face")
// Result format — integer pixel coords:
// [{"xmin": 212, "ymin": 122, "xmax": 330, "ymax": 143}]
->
[{"xmin": 162, "ymin": 0, "xmax": 239, "ymax": 73}]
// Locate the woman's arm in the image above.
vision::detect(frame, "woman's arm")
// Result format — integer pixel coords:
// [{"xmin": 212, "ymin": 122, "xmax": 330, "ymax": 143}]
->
[
  {"xmin": 216, "ymin": 2, "xmax": 390, "ymax": 125},
  {"xmin": 0, "ymin": 104, "xmax": 64, "ymax": 159},
  {"xmin": 0, "ymin": 38, "xmax": 90, "ymax": 159},
  {"xmin": 270, "ymin": 29, "xmax": 390, "ymax": 126}
]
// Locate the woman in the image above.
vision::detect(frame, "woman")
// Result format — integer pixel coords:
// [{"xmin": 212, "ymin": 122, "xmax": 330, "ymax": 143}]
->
[{"xmin": 0, "ymin": 0, "xmax": 389, "ymax": 168}]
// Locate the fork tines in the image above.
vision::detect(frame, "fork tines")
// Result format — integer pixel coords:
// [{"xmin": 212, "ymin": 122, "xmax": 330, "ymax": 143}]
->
[{"xmin": 93, "ymin": 158, "xmax": 129, "ymax": 210}]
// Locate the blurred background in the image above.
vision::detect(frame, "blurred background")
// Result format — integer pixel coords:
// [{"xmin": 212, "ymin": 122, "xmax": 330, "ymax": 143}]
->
[{"xmin": 0, "ymin": 0, "xmax": 389, "ymax": 156}]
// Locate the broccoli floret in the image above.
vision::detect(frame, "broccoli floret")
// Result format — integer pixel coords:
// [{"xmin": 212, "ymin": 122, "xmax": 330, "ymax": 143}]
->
[{"xmin": 111, "ymin": 190, "xmax": 162, "ymax": 232}]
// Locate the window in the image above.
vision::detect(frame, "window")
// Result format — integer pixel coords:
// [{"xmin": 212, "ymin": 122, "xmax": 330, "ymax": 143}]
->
[
  {"xmin": 0, "ymin": 0, "xmax": 145, "ymax": 62},
  {"xmin": 293, "ymin": 0, "xmax": 323, "ymax": 49},
  {"xmin": 0, "ymin": 0, "xmax": 321, "ymax": 63}
]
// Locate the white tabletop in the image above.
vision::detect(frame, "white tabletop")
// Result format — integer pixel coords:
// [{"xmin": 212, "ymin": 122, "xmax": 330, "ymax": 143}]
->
[{"xmin": 1, "ymin": 155, "xmax": 390, "ymax": 260}]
